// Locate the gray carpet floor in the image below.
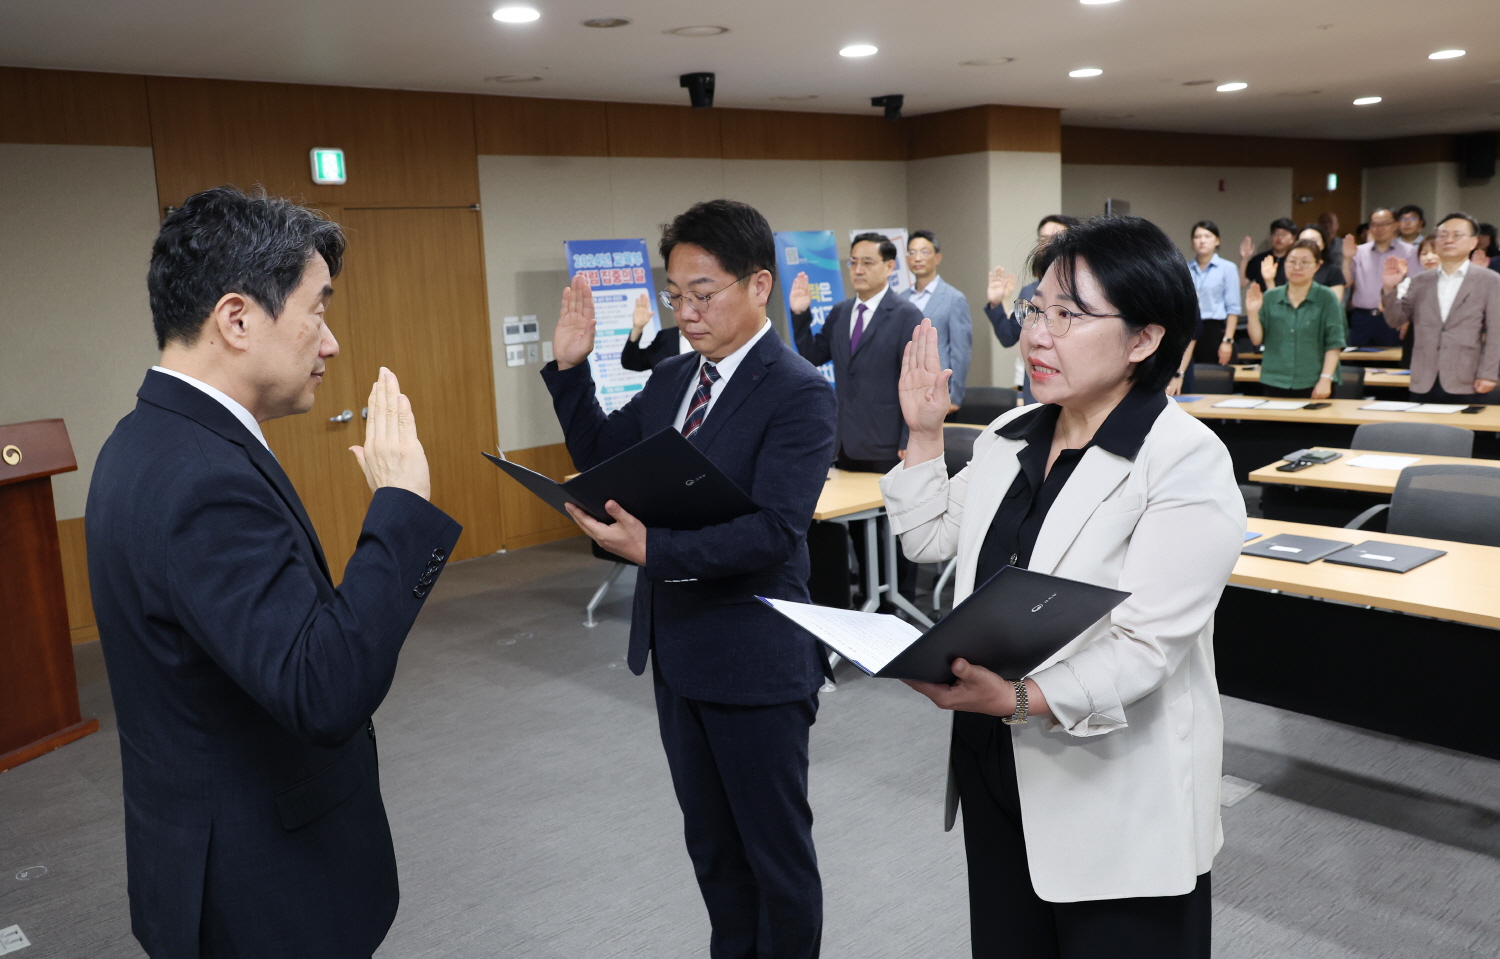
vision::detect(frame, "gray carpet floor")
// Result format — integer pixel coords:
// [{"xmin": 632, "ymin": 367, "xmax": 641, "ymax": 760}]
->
[{"xmin": 2, "ymin": 537, "xmax": 1497, "ymax": 958}]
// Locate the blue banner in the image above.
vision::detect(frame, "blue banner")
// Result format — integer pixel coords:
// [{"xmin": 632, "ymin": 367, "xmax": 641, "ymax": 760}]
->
[
  {"xmin": 774, "ymin": 230, "xmax": 844, "ymax": 385},
  {"xmin": 563, "ymin": 238, "xmax": 661, "ymax": 414}
]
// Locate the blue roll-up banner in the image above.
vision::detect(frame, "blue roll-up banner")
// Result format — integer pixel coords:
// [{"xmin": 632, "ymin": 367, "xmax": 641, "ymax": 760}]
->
[
  {"xmin": 563, "ymin": 238, "xmax": 661, "ymax": 414},
  {"xmin": 774, "ymin": 230, "xmax": 845, "ymax": 385}
]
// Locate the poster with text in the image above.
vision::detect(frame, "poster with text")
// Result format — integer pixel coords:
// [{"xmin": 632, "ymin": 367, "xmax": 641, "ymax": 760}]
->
[
  {"xmin": 848, "ymin": 227, "xmax": 913, "ymax": 294},
  {"xmin": 774, "ymin": 230, "xmax": 845, "ymax": 385},
  {"xmin": 564, "ymin": 238, "xmax": 661, "ymax": 414}
]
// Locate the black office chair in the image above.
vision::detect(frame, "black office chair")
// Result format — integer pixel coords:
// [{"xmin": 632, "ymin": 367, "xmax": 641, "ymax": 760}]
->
[
  {"xmin": 948, "ymin": 386, "xmax": 1020, "ymax": 425},
  {"xmin": 1190, "ymin": 363, "xmax": 1234, "ymax": 394},
  {"xmin": 1332, "ymin": 366, "xmax": 1364, "ymax": 399},
  {"xmin": 943, "ymin": 425, "xmax": 979, "ymax": 478},
  {"xmin": 1345, "ymin": 464, "xmax": 1500, "ymax": 546},
  {"xmin": 1351, "ymin": 422, "xmax": 1474, "ymax": 458}
]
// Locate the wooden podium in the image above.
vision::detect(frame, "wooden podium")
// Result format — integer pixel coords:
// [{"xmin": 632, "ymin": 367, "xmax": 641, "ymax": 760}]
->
[{"xmin": 0, "ymin": 419, "xmax": 98, "ymax": 772}]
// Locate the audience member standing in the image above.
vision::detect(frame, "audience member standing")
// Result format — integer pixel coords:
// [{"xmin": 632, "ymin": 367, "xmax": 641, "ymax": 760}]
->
[
  {"xmin": 1343, "ymin": 208, "xmax": 1421, "ymax": 346},
  {"xmin": 1383, "ymin": 212, "xmax": 1500, "ymax": 404},
  {"xmin": 903, "ymin": 229, "xmax": 974, "ymax": 409},
  {"xmin": 1184, "ymin": 220, "xmax": 1241, "ymax": 370},
  {"xmin": 1245, "ymin": 239, "xmax": 1345, "ymax": 398},
  {"xmin": 985, "ymin": 214, "xmax": 1079, "ymax": 401},
  {"xmin": 1397, "ymin": 236, "xmax": 1441, "ymax": 367},
  {"xmin": 1240, "ymin": 218, "xmax": 1298, "ymax": 293},
  {"xmin": 620, "ymin": 293, "xmax": 685, "ymax": 372},
  {"xmin": 1396, "ymin": 205, "xmax": 1427, "ymax": 246},
  {"xmin": 1474, "ymin": 223, "xmax": 1500, "ymax": 272},
  {"xmin": 1295, "ymin": 225, "xmax": 1347, "ymax": 302}
]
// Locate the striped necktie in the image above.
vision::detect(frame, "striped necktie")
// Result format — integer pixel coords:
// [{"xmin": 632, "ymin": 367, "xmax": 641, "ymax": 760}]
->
[{"xmin": 681, "ymin": 362, "xmax": 720, "ymax": 439}]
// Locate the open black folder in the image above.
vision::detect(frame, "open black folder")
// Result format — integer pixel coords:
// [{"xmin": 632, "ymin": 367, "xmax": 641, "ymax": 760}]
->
[
  {"xmin": 482, "ymin": 428, "xmax": 758, "ymax": 529},
  {"xmin": 761, "ymin": 566, "xmax": 1129, "ymax": 684}
]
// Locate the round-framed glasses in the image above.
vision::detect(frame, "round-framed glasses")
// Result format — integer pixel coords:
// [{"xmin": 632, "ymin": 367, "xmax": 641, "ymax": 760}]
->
[
  {"xmin": 659, "ymin": 273, "xmax": 755, "ymax": 314},
  {"xmin": 1013, "ymin": 299, "xmax": 1122, "ymax": 337}
]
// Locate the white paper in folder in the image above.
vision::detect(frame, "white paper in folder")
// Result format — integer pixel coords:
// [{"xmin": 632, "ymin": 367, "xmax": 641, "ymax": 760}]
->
[
  {"xmin": 1346, "ymin": 454, "xmax": 1421, "ymax": 471},
  {"xmin": 758, "ymin": 598, "xmax": 921, "ymax": 675}
]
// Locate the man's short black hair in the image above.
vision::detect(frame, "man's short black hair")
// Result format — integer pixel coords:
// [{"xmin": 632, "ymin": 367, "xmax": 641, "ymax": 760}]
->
[
  {"xmin": 1031, "ymin": 216, "xmax": 1197, "ymax": 393},
  {"xmin": 148, "ymin": 186, "xmax": 345, "ymax": 350},
  {"xmin": 659, "ymin": 199, "xmax": 776, "ymax": 285},
  {"xmin": 1396, "ymin": 204, "xmax": 1426, "ymax": 224},
  {"xmin": 1270, "ymin": 217, "xmax": 1298, "ymax": 235},
  {"xmin": 909, "ymin": 229, "xmax": 940, "ymax": 253},
  {"xmin": 1038, "ymin": 214, "xmax": 1080, "ymax": 233},
  {"xmin": 851, "ymin": 232, "xmax": 897, "ymax": 263},
  {"xmin": 1191, "ymin": 220, "xmax": 1221, "ymax": 240},
  {"xmin": 1436, "ymin": 212, "xmax": 1479, "ymax": 236}
]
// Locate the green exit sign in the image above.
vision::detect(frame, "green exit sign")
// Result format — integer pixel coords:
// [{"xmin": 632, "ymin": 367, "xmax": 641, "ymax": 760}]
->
[{"xmin": 309, "ymin": 148, "xmax": 346, "ymax": 185}]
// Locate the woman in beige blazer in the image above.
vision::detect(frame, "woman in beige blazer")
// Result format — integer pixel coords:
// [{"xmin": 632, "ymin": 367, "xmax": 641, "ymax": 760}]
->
[{"xmin": 881, "ymin": 216, "xmax": 1245, "ymax": 959}]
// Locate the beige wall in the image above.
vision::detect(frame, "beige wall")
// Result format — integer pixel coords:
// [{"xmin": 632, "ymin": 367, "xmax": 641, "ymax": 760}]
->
[
  {"xmin": 478, "ymin": 154, "xmax": 908, "ymax": 451},
  {"xmin": 1459, "ymin": 175, "xmax": 1500, "ymax": 227},
  {"xmin": 0, "ymin": 143, "xmax": 161, "ymax": 520},
  {"xmin": 1063, "ymin": 164, "xmax": 1293, "ymax": 254},
  {"xmin": 1363, "ymin": 162, "xmax": 1462, "ymax": 224},
  {"xmin": 988, "ymin": 151, "xmax": 1064, "ymax": 388}
]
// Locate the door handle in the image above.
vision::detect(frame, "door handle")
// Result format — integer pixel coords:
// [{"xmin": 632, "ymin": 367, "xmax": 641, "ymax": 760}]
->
[
  {"xmin": 329, "ymin": 409, "xmax": 353, "ymax": 423},
  {"xmin": 361, "ymin": 407, "xmax": 369, "ymax": 420}
]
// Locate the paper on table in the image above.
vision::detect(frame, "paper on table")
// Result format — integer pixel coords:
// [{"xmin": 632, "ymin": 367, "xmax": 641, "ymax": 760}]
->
[
  {"xmin": 758, "ymin": 597, "xmax": 922, "ymax": 675},
  {"xmin": 1346, "ymin": 454, "xmax": 1421, "ymax": 471},
  {"xmin": 1360, "ymin": 401, "xmax": 1419, "ymax": 412},
  {"xmin": 1408, "ymin": 403, "xmax": 1466, "ymax": 414},
  {"xmin": 1212, "ymin": 398, "xmax": 1266, "ymax": 409},
  {"xmin": 1259, "ymin": 400, "xmax": 1308, "ymax": 410}
]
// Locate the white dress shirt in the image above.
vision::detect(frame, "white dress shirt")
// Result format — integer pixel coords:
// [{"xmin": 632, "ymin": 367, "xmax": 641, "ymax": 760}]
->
[
  {"xmin": 1437, "ymin": 259, "xmax": 1470, "ymax": 323},
  {"xmin": 151, "ymin": 366, "xmax": 272, "ymax": 452},
  {"xmin": 849, "ymin": 284, "xmax": 888, "ymax": 342},
  {"xmin": 670, "ymin": 320, "xmax": 774, "ymax": 432},
  {"xmin": 906, "ymin": 275, "xmax": 943, "ymax": 313}
]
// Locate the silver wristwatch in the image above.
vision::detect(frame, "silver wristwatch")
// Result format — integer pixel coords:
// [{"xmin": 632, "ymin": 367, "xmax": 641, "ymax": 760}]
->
[{"xmin": 1002, "ymin": 680, "xmax": 1029, "ymax": 725}]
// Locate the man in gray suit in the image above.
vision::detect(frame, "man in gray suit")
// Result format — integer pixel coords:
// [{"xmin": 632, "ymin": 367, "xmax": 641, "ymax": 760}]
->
[
  {"xmin": 1382, "ymin": 212, "xmax": 1500, "ymax": 404},
  {"xmin": 902, "ymin": 230, "xmax": 973, "ymax": 410}
]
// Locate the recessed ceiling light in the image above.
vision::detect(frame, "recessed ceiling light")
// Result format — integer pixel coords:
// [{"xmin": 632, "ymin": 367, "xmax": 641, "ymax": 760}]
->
[
  {"xmin": 1429, "ymin": 49, "xmax": 1465, "ymax": 60},
  {"xmin": 484, "ymin": 74, "xmax": 543, "ymax": 83},
  {"xmin": 492, "ymin": 6, "xmax": 540, "ymax": 23},
  {"xmin": 960, "ymin": 57, "xmax": 1016, "ymax": 66},
  {"xmin": 840, "ymin": 44, "xmax": 878, "ymax": 58},
  {"xmin": 1069, "ymin": 68, "xmax": 1103, "ymax": 78},
  {"xmin": 1080, "ymin": 0, "xmax": 1121, "ymax": 4},
  {"xmin": 1216, "ymin": 82, "xmax": 1248, "ymax": 92},
  {"xmin": 1182, "ymin": 79, "xmax": 1215, "ymax": 86},
  {"xmin": 664, "ymin": 25, "xmax": 729, "ymax": 37},
  {"xmin": 581, "ymin": 17, "xmax": 630, "ymax": 28},
  {"xmin": 770, "ymin": 95, "xmax": 819, "ymax": 101},
  {"xmin": 1353, "ymin": 96, "xmax": 1382, "ymax": 106}
]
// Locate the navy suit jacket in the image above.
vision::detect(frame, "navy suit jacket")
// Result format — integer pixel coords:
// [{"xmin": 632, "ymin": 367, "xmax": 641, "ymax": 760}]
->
[
  {"xmin": 86, "ymin": 371, "xmax": 461, "ymax": 959},
  {"xmin": 541, "ymin": 328, "xmax": 837, "ymax": 705},
  {"xmin": 791, "ymin": 293, "xmax": 925, "ymax": 461}
]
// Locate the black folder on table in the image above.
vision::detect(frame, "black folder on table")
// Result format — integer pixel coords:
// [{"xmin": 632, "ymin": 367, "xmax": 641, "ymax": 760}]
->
[
  {"xmin": 1323, "ymin": 540, "xmax": 1446, "ymax": 572},
  {"xmin": 482, "ymin": 427, "xmax": 757, "ymax": 529},
  {"xmin": 1239, "ymin": 533, "xmax": 1349, "ymax": 564},
  {"xmin": 762, "ymin": 566, "xmax": 1129, "ymax": 685}
]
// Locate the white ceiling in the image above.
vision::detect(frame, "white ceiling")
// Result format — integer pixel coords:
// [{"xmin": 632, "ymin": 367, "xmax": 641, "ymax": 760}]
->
[{"xmin": 3, "ymin": 0, "xmax": 1499, "ymax": 140}]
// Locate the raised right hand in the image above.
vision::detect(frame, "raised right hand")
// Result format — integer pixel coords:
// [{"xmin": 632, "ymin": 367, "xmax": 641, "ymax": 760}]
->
[
  {"xmin": 1244, "ymin": 283, "xmax": 1263, "ymax": 314},
  {"xmin": 1239, "ymin": 236, "xmax": 1255, "ymax": 261},
  {"xmin": 899, "ymin": 320, "xmax": 953, "ymax": 442},
  {"xmin": 1260, "ymin": 255, "xmax": 1278, "ymax": 289},
  {"xmin": 987, "ymin": 265, "xmax": 1017, "ymax": 306},
  {"xmin": 789, "ymin": 272, "xmax": 812, "ymax": 314},
  {"xmin": 1342, "ymin": 233, "xmax": 1358, "ymax": 262},
  {"xmin": 554, "ymin": 273, "xmax": 596, "ymax": 371},
  {"xmin": 630, "ymin": 292, "xmax": 652, "ymax": 333},
  {"xmin": 350, "ymin": 368, "xmax": 431, "ymax": 501},
  {"xmin": 1381, "ymin": 255, "xmax": 1408, "ymax": 289}
]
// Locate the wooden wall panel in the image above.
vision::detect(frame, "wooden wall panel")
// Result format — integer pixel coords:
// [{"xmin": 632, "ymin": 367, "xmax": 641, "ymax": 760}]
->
[
  {"xmin": 606, "ymin": 102, "xmax": 723, "ymax": 159},
  {"xmin": 500, "ymin": 443, "xmax": 581, "ymax": 549},
  {"xmin": 147, "ymin": 77, "xmax": 479, "ymax": 209},
  {"xmin": 906, "ymin": 107, "xmax": 990, "ymax": 160},
  {"xmin": 816, "ymin": 113, "xmax": 907, "ymax": 162},
  {"xmin": 1363, "ymin": 134, "xmax": 1459, "ymax": 167},
  {"xmin": 475, "ymin": 95, "xmax": 609, "ymax": 156},
  {"xmin": 985, "ymin": 105, "xmax": 1063, "ymax": 153},
  {"xmin": 720, "ymin": 109, "xmax": 829, "ymax": 161},
  {"xmin": 56, "ymin": 517, "xmax": 97, "ymax": 644},
  {"xmin": 0, "ymin": 67, "xmax": 151, "ymax": 147}
]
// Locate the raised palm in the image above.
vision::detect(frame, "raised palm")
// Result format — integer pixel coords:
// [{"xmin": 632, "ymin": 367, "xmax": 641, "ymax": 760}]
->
[
  {"xmin": 1260, "ymin": 256, "xmax": 1278, "ymax": 289},
  {"xmin": 1381, "ymin": 255, "xmax": 1407, "ymax": 289},
  {"xmin": 899, "ymin": 320, "xmax": 953, "ymax": 438},
  {"xmin": 1239, "ymin": 236, "xmax": 1255, "ymax": 261},
  {"xmin": 1244, "ymin": 283, "xmax": 1263, "ymax": 314},
  {"xmin": 789, "ymin": 272, "xmax": 812, "ymax": 314},
  {"xmin": 631, "ymin": 292, "xmax": 653, "ymax": 332},
  {"xmin": 554, "ymin": 273, "xmax": 597, "ymax": 371},
  {"xmin": 1342, "ymin": 233, "xmax": 1358, "ymax": 262},
  {"xmin": 987, "ymin": 265, "xmax": 1017, "ymax": 306}
]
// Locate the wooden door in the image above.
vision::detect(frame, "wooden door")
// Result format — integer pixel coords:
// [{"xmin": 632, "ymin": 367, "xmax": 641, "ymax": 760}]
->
[{"xmin": 337, "ymin": 206, "xmax": 506, "ymax": 562}]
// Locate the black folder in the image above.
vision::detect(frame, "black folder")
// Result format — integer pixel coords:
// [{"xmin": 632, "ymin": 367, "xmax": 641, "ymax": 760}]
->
[
  {"xmin": 1239, "ymin": 533, "xmax": 1349, "ymax": 564},
  {"xmin": 1323, "ymin": 540, "xmax": 1446, "ymax": 572},
  {"xmin": 482, "ymin": 427, "xmax": 758, "ymax": 529}
]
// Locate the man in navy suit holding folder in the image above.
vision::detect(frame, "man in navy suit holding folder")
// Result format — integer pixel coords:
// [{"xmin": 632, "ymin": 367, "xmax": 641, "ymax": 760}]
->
[{"xmin": 542, "ymin": 200, "xmax": 837, "ymax": 959}]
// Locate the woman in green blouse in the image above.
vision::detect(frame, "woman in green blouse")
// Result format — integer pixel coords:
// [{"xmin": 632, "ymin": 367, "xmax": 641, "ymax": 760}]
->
[{"xmin": 1245, "ymin": 239, "xmax": 1345, "ymax": 398}]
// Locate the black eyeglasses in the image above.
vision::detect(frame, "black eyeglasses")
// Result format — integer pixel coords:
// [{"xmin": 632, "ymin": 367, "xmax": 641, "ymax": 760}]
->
[
  {"xmin": 659, "ymin": 274, "xmax": 755, "ymax": 314},
  {"xmin": 1013, "ymin": 299, "xmax": 1122, "ymax": 337}
]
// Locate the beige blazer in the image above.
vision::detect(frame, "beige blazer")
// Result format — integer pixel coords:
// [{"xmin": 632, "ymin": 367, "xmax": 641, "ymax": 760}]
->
[
  {"xmin": 1383, "ymin": 264, "xmax": 1500, "ymax": 394},
  {"xmin": 879, "ymin": 400, "xmax": 1245, "ymax": 902}
]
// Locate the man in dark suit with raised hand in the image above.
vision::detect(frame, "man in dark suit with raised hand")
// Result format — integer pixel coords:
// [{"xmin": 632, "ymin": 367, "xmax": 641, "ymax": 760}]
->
[
  {"xmin": 541, "ymin": 199, "xmax": 836, "ymax": 959},
  {"xmin": 87, "ymin": 186, "xmax": 461, "ymax": 959}
]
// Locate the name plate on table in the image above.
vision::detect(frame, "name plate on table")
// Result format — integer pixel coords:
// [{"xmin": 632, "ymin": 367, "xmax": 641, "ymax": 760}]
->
[{"xmin": 1240, "ymin": 533, "xmax": 1350, "ymax": 564}]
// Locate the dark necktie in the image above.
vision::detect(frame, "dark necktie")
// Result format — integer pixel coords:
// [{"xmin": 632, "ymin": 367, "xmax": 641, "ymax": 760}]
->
[
  {"xmin": 850, "ymin": 302, "xmax": 868, "ymax": 354},
  {"xmin": 681, "ymin": 362, "xmax": 720, "ymax": 439}
]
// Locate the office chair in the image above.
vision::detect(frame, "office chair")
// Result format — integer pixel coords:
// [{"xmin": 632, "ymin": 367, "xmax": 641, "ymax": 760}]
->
[
  {"xmin": 1345, "ymin": 464, "xmax": 1500, "ymax": 547},
  {"xmin": 948, "ymin": 386, "xmax": 1020, "ymax": 425},
  {"xmin": 930, "ymin": 425, "xmax": 982, "ymax": 612},
  {"xmin": 1190, "ymin": 363, "xmax": 1234, "ymax": 394},
  {"xmin": 1351, "ymin": 422, "xmax": 1474, "ymax": 458},
  {"xmin": 1332, "ymin": 366, "xmax": 1365, "ymax": 399}
]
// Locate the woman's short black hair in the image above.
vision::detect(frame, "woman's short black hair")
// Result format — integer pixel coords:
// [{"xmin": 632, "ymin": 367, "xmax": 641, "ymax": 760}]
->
[
  {"xmin": 148, "ymin": 186, "xmax": 345, "ymax": 350},
  {"xmin": 850, "ymin": 231, "xmax": 898, "ymax": 263},
  {"xmin": 1190, "ymin": 220, "xmax": 1221, "ymax": 240},
  {"xmin": 1286, "ymin": 238, "xmax": 1324, "ymax": 263},
  {"xmin": 659, "ymin": 199, "xmax": 777, "ymax": 283},
  {"xmin": 1298, "ymin": 223, "xmax": 1329, "ymax": 248},
  {"xmin": 1031, "ymin": 216, "xmax": 1197, "ymax": 393}
]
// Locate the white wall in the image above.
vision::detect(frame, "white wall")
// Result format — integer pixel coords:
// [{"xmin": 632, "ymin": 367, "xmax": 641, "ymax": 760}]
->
[
  {"xmin": 907, "ymin": 151, "xmax": 993, "ymax": 389},
  {"xmin": 988, "ymin": 151, "xmax": 1064, "ymax": 387},
  {"xmin": 478, "ymin": 154, "xmax": 907, "ymax": 451},
  {"xmin": 1459, "ymin": 175, "xmax": 1500, "ymax": 226},
  {"xmin": 1363, "ymin": 162, "xmax": 1463, "ymax": 224},
  {"xmin": 0, "ymin": 144, "xmax": 162, "ymax": 520}
]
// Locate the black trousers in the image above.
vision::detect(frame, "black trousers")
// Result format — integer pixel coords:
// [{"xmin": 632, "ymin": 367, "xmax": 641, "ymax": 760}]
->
[
  {"xmin": 1191, "ymin": 319, "xmax": 1228, "ymax": 365},
  {"xmin": 1410, "ymin": 382, "xmax": 1498, "ymax": 405},
  {"xmin": 835, "ymin": 451, "xmax": 917, "ymax": 600},
  {"xmin": 951, "ymin": 712, "xmax": 1212, "ymax": 959},
  {"xmin": 1348, "ymin": 307, "xmax": 1401, "ymax": 346},
  {"xmin": 1261, "ymin": 384, "xmax": 1315, "ymax": 398},
  {"xmin": 653, "ymin": 662, "xmax": 822, "ymax": 959}
]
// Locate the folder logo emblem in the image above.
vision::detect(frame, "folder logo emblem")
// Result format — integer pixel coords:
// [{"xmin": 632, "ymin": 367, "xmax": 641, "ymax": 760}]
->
[
  {"xmin": 685, "ymin": 473, "xmax": 706, "ymax": 486},
  {"xmin": 1, "ymin": 445, "xmax": 20, "ymax": 466},
  {"xmin": 1030, "ymin": 592, "xmax": 1057, "ymax": 613}
]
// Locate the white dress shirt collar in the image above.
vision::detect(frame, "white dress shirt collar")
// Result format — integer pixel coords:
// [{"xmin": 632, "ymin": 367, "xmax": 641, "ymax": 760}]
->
[
  {"xmin": 851, "ymin": 284, "xmax": 889, "ymax": 341},
  {"xmin": 1436, "ymin": 258, "xmax": 1470, "ymax": 323},
  {"xmin": 908, "ymin": 275, "xmax": 943, "ymax": 309},
  {"xmin": 670, "ymin": 320, "xmax": 775, "ymax": 432},
  {"xmin": 151, "ymin": 366, "xmax": 272, "ymax": 452}
]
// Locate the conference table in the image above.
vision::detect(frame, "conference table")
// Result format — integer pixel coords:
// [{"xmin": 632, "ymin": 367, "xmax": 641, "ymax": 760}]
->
[
  {"xmin": 1247, "ymin": 447, "xmax": 1486, "ymax": 494},
  {"xmin": 1219, "ymin": 517, "xmax": 1500, "ymax": 760},
  {"xmin": 815, "ymin": 469, "xmax": 933, "ymax": 628},
  {"xmin": 1239, "ymin": 347, "xmax": 1403, "ymax": 364},
  {"xmin": 1232, "ymin": 365, "xmax": 1411, "ymax": 389}
]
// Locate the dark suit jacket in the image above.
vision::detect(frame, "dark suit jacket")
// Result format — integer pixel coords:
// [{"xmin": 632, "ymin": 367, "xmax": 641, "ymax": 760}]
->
[
  {"xmin": 541, "ymin": 328, "xmax": 837, "ymax": 705},
  {"xmin": 620, "ymin": 326, "xmax": 680, "ymax": 372},
  {"xmin": 1383, "ymin": 265, "xmax": 1500, "ymax": 394},
  {"xmin": 791, "ymin": 292, "xmax": 924, "ymax": 461},
  {"xmin": 86, "ymin": 371, "xmax": 461, "ymax": 959}
]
